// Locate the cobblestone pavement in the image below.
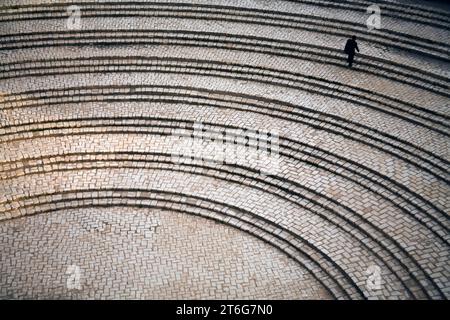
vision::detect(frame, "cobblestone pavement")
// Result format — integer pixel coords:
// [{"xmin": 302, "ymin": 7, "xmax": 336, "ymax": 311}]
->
[
  {"xmin": 0, "ymin": 0, "xmax": 449, "ymax": 299},
  {"xmin": 0, "ymin": 207, "xmax": 330, "ymax": 299}
]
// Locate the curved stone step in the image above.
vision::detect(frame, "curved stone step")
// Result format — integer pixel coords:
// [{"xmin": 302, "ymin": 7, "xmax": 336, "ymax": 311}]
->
[
  {"xmin": 0, "ymin": 2, "xmax": 448, "ymax": 61},
  {"xmin": 1, "ymin": 30, "xmax": 448, "ymax": 98},
  {"xmin": 2, "ymin": 83, "xmax": 448, "ymax": 184},
  {"xmin": 0, "ymin": 149, "xmax": 445, "ymax": 298}
]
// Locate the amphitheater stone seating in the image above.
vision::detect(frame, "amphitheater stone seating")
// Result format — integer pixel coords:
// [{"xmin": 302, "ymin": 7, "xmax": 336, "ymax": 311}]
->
[{"xmin": 0, "ymin": 0, "xmax": 449, "ymax": 300}]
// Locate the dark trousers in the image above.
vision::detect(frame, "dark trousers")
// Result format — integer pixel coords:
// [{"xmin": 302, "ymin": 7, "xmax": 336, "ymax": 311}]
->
[{"xmin": 347, "ymin": 53, "xmax": 355, "ymax": 67}]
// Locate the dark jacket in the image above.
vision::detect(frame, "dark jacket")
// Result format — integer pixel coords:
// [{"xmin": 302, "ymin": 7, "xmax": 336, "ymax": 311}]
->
[{"xmin": 344, "ymin": 39, "xmax": 359, "ymax": 55}]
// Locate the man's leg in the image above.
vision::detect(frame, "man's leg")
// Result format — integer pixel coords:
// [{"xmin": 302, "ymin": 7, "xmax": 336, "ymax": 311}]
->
[{"xmin": 348, "ymin": 54, "xmax": 354, "ymax": 67}]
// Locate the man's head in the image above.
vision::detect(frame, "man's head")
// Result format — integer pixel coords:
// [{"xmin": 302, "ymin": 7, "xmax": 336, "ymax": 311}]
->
[{"xmin": 352, "ymin": 36, "xmax": 357, "ymax": 41}]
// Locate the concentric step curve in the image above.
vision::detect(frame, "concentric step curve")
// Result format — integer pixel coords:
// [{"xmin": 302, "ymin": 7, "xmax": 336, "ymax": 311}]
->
[{"xmin": 0, "ymin": 0, "xmax": 449, "ymax": 300}]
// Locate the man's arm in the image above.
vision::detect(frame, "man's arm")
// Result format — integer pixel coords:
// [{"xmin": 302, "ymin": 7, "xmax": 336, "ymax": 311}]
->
[{"xmin": 356, "ymin": 43, "xmax": 360, "ymax": 52}]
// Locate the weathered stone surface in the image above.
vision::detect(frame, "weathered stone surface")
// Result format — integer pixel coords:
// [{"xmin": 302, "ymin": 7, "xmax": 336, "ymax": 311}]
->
[{"xmin": 0, "ymin": 0, "xmax": 448, "ymax": 300}]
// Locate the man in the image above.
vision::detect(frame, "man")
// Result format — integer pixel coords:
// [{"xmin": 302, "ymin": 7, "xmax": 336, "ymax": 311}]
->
[{"xmin": 344, "ymin": 36, "xmax": 360, "ymax": 68}]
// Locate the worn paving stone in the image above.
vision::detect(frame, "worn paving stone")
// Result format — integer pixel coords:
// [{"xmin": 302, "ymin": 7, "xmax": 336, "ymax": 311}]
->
[{"xmin": 0, "ymin": 0, "xmax": 449, "ymax": 300}]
